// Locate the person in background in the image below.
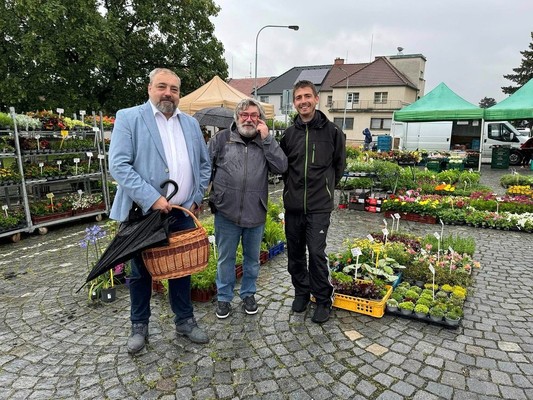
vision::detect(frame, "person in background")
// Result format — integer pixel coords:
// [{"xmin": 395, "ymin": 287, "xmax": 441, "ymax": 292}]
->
[
  {"xmin": 109, "ymin": 67, "xmax": 211, "ymax": 354},
  {"xmin": 280, "ymin": 80, "xmax": 346, "ymax": 324},
  {"xmin": 208, "ymin": 98, "xmax": 287, "ymax": 319},
  {"xmin": 363, "ymin": 128, "xmax": 373, "ymax": 151},
  {"xmin": 521, "ymin": 137, "xmax": 533, "ymax": 168}
]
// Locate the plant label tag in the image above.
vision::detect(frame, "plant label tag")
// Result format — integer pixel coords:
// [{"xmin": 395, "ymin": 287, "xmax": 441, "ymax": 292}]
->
[
  {"xmin": 433, "ymin": 232, "xmax": 440, "ymax": 240},
  {"xmin": 383, "ymin": 219, "xmax": 387, "ymax": 226},
  {"xmin": 79, "ymin": 110, "xmax": 86, "ymax": 116},
  {"xmin": 77, "ymin": 189, "xmax": 83, "ymax": 195},
  {"xmin": 46, "ymin": 193, "xmax": 54, "ymax": 199},
  {"xmin": 2, "ymin": 204, "xmax": 7, "ymax": 217},
  {"xmin": 35, "ymin": 134, "xmax": 41, "ymax": 140},
  {"xmin": 60, "ymin": 130, "xmax": 69, "ymax": 137},
  {"xmin": 440, "ymin": 219, "xmax": 444, "ymax": 227},
  {"xmin": 278, "ymin": 212, "xmax": 284, "ymax": 220},
  {"xmin": 9, "ymin": 107, "xmax": 14, "ymax": 113},
  {"xmin": 86, "ymin": 152, "xmax": 93, "ymax": 157},
  {"xmin": 39, "ymin": 162, "xmax": 44, "ymax": 167},
  {"xmin": 382, "ymin": 228, "xmax": 389, "ymax": 236},
  {"xmin": 56, "ymin": 108, "xmax": 64, "ymax": 114},
  {"xmin": 73, "ymin": 158, "xmax": 80, "ymax": 163},
  {"xmin": 97, "ymin": 154, "xmax": 105, "ymax": 160},
  {"xmin": 92, "ymin": 126, "xmax": 100, "ymax": 133},
  {"xmin": 448, "ymin": 246, "xmax": 454, "ymax": 254},
  {"xmin": 208, "ymin": 235, "xmax": 215, "ymax": 244},
  {"xmin": 429, "ymin": 264, "xmax": 435, "ymax": 275},
  {"xmin": 56, "ymin": 160, "xmax": 62, "ymax": 165},
  {"xmin": 351, "ymin": 247, "xmax": 362, "ymax": 257},
  {"xmin": 394, "ymin": 213, "xmax": 401, "ymax": 219},
  {"xmin": 366, "ymin": 234, "xmax": 374, "ymax": 242},
  {"xmin": 107, "ymin": 293, "xmax": 112, "ymax": 300}
]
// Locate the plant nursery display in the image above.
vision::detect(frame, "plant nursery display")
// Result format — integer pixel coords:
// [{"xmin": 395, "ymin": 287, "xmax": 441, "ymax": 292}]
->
[{"xmin": 0, "ymin": 111, "xmax": 110, "ymax": 242}]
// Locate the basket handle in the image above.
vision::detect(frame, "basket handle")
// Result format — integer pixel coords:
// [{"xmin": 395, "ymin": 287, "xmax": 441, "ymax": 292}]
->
[{"xmin": 171, "ymin": 205, "xmax": 204, "ymax": 229}]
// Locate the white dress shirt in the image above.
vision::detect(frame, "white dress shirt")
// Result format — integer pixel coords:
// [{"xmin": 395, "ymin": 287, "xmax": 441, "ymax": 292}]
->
[{"xmin": 149, "ymin": 101, "xmax": 193, "ymax": 205}]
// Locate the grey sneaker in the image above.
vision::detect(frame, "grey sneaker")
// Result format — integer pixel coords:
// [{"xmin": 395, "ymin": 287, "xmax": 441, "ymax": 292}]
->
[
  {"xmin": 175, "ymin": 318, "xmax": 209, "ymax": 344},
  {"xmin": 127, "ymin": 323, "xmax": 148, "ymax": 354},
  {"xmin": 242, "ymin": 295, "xmax": 258, "ymax": 315},
  {"xmin": 216, "ymin": 301, "xmax": 231, "ymax": 319}
]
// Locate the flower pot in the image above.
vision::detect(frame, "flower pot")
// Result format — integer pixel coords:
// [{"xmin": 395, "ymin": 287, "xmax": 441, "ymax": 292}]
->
[
  {"xmin": 152, "ymin": 280, "xmax": 165, "ymax": 294},
  {"xmin": 386, "ymin": 305, "xmax": 398, "ymax": 313},
  {"xmin": 100, "ymin": 287, "xmax": 116, "ymax": 303},
  {"xmin": 259, "ymin": 250, "xmax": 269, "ymax": 265},
  {"xmin": 235, "ymin": 263, "xmax": 243, "ymax": 279},
  {"xmin": 430, "ymin": 315, "xmax": 443, "ymax": 323},
  {"xmin": 445, "ymin": 316, "xmax": 460, "ymax": 326},
  {"xmin": 400, "ymin": 308, "xmax": 413, "ymax": 316},
  {"xmin": 415, "ymin": 312, "xmax": 427, "ymax": 319},
  {"xmin": 190, "ymin": 286, "xmax": 216, "ymax": 302}
]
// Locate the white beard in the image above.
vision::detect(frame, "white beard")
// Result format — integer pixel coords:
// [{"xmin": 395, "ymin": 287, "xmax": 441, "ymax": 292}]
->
[{"xmin": 237, "ymin": 122, "xmax": 257, "ymax": 138}]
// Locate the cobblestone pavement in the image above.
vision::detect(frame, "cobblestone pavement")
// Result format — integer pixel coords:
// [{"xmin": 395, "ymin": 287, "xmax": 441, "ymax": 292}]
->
[{"xmin": 1, "ymin": 166, "xmax": 533, "ymax": 399}]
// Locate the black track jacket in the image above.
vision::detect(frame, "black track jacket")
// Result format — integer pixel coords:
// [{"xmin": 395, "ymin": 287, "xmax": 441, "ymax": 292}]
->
[{"xmin": 280, "ymin": 110, "xmax": 346, "ymax": 214}]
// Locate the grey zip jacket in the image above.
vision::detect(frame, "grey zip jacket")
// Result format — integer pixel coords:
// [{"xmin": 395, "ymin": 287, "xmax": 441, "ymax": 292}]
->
[{"xmin": 208, "ymin": 123, "xmax": 288, "ymax": 227}]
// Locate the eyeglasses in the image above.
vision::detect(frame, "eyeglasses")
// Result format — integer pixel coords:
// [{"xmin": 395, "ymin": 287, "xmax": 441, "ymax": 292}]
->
[{"xmin": 239, "ymin": 112, "xmax": 260, "ymax": 120}]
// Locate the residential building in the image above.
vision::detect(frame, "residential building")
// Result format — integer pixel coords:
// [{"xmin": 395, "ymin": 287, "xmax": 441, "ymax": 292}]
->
[
  {"xmin": 227, "ymin": 77, "xmax": 273, "ymax": 98},
  {"xmin": 254, "ymin": 53, "xmax": 426, "ymax": 146},
  {"xmin": 322, "ymin": 54, "xmax": 425, "ymax": 146}
]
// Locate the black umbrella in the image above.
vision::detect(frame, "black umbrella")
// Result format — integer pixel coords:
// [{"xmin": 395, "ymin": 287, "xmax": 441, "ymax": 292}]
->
[
  {"xmin": 78, "ymin": 180, "xmax": 179, "ymax": 291},
  {"xmin": 193, "ymin": 107, "xmax": 235, "ymax": 129}
]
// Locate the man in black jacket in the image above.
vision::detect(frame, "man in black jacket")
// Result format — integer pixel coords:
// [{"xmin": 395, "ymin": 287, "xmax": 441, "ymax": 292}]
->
[{"xmin": 280, "ymin": 80, "xmax": 346, "ymax": 323}]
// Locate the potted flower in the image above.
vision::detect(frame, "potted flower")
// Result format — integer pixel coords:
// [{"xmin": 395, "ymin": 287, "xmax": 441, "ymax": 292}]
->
[
  {"xmin": 398, "ymin": 301, "xmax": 415, "ymax": 315},
  {"xmin": 414, "ymin": 303, "xmax": 429, "ymax": 319},
  {"xmin": 429, "ymin": 306, "xmax": 445, "ymax": 322},
  {"xmin": 386, "ymin": 298, "xmax": 399, "ymax": 313},
  {"xmin": 444, "ymin": 307, "xmax": 463, "ymax": 326}
]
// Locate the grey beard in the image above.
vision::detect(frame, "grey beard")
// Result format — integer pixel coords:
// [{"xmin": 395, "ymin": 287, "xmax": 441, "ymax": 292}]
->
[
  {"xmin": 237, "ymin": 123, "xmax": 257, "ymax": 138},
  {"xmin": 156, "ymin": 100, "xmax": 176, "ymax": 114}
]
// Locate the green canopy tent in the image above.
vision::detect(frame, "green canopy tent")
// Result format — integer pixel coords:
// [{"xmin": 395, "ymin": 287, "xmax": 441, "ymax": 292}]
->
[
  {"xmin": 394, "ymin": 82, "xmax": 484, "ymax": 122},
  {"xmin": 484, "ymin": 78, "xmax": 533, "ymax": 120},
  {"xmin": 393, "ymin": 82, "xmax": 484, "ymax": 170}
]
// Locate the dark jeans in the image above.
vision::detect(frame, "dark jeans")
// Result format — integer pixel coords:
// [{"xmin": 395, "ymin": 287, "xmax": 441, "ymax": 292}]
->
[
  {"xmin": 129, "ymin": 208, "xmax": 195, "ymax": 325},
  {"xmin": 284, "ymin": 211, "xmax": 333, "ymax": 305}
]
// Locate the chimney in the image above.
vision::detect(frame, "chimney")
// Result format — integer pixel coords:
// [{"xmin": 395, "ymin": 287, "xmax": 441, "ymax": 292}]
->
[{"xmin": 334, "ymin": 58, "xmax": 345, "ymax": 65}]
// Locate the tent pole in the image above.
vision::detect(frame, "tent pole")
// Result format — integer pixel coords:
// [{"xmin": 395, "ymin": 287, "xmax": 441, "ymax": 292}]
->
[{"xmin": 477, "ymin": 118, "xmax": 484, "ymax": 172}]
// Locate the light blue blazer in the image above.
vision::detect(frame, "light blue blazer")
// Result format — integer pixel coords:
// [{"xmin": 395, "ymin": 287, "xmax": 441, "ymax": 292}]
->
[{"xmin": 108, "ymin": 101, "xmax": 211, "ymax": 222}]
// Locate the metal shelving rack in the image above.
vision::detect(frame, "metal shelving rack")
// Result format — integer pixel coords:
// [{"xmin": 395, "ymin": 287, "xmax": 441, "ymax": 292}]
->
[{"xmin": 0, "ymin": 109, "xmax": 110, "ymax": 242}]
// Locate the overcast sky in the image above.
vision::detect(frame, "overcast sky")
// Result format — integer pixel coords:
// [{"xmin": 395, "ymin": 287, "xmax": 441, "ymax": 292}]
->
[{"xmin": 211, "ymin": 0, "xmax": 532, "ymax": 104}]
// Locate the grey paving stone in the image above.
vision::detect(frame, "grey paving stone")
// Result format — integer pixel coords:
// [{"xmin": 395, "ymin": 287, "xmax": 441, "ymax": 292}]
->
[{"xmin": 355, "ymin": 380, "xmax": 377, "ymax": 397}]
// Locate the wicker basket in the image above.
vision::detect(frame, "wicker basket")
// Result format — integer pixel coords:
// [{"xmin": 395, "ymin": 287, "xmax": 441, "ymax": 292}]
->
[{"xmin": 142, "ymin": 205, "xmax": 210, "ymax": 280}]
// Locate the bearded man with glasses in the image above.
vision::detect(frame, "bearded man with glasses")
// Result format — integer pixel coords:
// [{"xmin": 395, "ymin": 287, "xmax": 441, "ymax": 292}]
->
[{"xmin": 207, "ymin": 99, "xmax": 287, "ymax": 319}]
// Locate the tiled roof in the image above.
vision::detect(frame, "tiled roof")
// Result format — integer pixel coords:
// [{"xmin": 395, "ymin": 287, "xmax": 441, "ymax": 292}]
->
[
  {"xmin": 332, "ymin": 57, "xmax": 417, "ymax": 89},
  {"xmin": 321, "ymin": 63, "xmax": 367, "ymax": 91},
  {"xmin": 227, "ymin": 77, "xmax": 272, "ymax": 97},
  {"xmin": 257, "ymin": 65, "xmax": 332, "ymax": 95}
]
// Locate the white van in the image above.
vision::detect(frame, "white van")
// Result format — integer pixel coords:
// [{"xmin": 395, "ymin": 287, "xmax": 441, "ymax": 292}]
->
[{"xmin": 391, "ymin": 120, "xmax": 528, "ymax": 165}]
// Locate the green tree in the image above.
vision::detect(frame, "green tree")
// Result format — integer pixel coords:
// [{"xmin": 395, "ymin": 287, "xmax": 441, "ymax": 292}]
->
[
  {"xmin": 0, "ymin": 0, "xmax": 228, "ymax": 114},
  {"xmin": 478, "ymin": 97, "xmax": 496, "ymax": 108},
  {"xmin": 502, "ymin": 32, "xmax": 533, "ymax": 95}
]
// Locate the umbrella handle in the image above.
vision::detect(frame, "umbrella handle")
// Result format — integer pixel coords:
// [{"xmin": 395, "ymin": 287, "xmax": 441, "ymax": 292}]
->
[{"xmin": 161, "ymin": 179, "xmax": 179, "ymax": 201}]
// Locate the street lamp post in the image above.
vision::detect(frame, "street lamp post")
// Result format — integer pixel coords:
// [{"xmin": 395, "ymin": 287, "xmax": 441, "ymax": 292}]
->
[
  {"xmin": 339, "ymin": 67, "xmax": 350, "ymax": 131},
  {"xmin": 254, "ymin": 25, "xmax": 299, "ymax": 99}
]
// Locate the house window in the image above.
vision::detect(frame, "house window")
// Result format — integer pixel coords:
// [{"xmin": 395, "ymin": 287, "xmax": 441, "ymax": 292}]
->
[
  {"xmin": 347, "ymin": 92, "xmax": 359, "ymax": 103},
  {"xmin": 370, "ymin": 118, "xmax": 392, "ymax": 130},
  {"xmin": 374, "ymin": 92, "xmax": 388, "ymax": 104},
  {"xmin": 326, "ymin": 95, "xmax": 333, "ymax": 107},
  {"xmin": 333, "ymin": 117, "xmax": 354, "ymax": 130},
  {"xmin": 260, "ymin": 95, "xmax": 269, "ymax": 103}
]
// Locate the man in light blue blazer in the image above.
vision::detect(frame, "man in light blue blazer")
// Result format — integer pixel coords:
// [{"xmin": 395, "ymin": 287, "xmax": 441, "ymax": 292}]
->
[{"xmin": 109, "ymin": 68, "xmax": 211, "ymax": 354}]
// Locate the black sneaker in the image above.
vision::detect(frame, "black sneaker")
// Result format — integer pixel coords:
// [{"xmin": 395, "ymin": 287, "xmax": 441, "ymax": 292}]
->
[
  {"xmin": 216, "ymin": 301, "xmax": 231, "ymax": 319},
  {"xmin": 292, "ymin": 295, "xmax": 310, "ymax": 312},
  {"xmin": 242, "ymin": 295, "xmax": 258, "ymax": 315},
  {"xmin": 312, "ymin": 303, "xmax": 332, "ymax": 324}
]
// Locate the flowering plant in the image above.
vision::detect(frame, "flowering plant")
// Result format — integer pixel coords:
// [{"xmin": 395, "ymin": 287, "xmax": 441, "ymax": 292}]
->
[
  {"xmin": 80, "ymin": 224, "xmax": 116, "ymax": 301},
  {"xmin": 63, "ymin": 192, "xmax": 103, "ymax": 210}
]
